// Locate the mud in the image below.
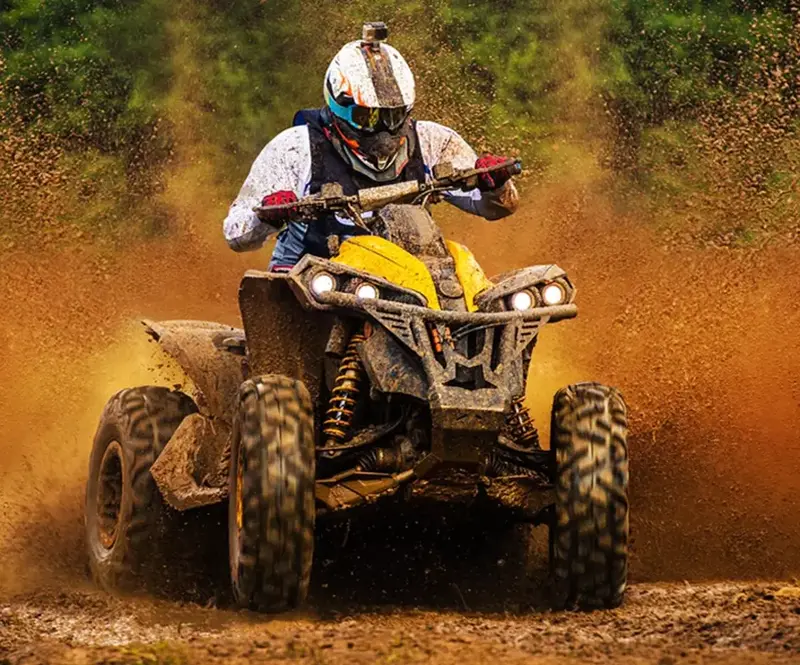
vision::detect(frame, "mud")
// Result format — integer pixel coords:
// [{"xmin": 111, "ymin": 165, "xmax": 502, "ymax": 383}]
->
[
  {"xmin": 1, "ymin": 582, "xmax": 799, "ymax": 664},
  {"xmin": 1, "ymin": 182, "xmax": 799, "ymax": 662}
]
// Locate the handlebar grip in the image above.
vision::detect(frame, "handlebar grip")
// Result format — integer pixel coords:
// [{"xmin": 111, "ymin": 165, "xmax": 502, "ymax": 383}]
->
[
  {"xmin": 253, "ymin": 200, "xmax": 318, "ymax": 223},
  {"xmin": 508, "ymin": 159, "xmax": 523, "ymax": 176},
  {"xmin": 252, "ymin": 204, "xmax": 294, "ymax": 222}
]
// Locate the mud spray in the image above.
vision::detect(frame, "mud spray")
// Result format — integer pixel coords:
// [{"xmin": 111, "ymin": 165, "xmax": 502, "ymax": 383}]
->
[
  {"xmin": 1, "ymin": 4, "xmax": 799, "ymax": 604},
  {"xmin": 1, "ymin": 186, "xmax": 798, "ymax": 599}
]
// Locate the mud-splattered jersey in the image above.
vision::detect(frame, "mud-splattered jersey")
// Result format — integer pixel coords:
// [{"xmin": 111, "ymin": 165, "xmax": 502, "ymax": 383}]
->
[{"xmin": 222, "ymin": 121, "xmax": 519, "ymax": 265}]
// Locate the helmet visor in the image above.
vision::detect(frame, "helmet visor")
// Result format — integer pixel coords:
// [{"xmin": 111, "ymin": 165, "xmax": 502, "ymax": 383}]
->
[
  {"xmin": 329, "ymin": 96, "xmax": 410, "ymax": 134},
  {"xmin": 350, "ymin": 105, "xmax": 409, "ymax": 133}
]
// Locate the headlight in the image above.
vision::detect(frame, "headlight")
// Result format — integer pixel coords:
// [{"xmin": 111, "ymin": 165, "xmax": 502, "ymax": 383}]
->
[
  {"xmin": 311, "ymin": 272, "xmax": 336, "ymax": 295},
  {"xmin": 541, "ymin": 282, "xmax": 565, "ymax": 306},
  {"xmin": 355, "ymin": 282, "xmax": 379, "ymax": 300},
  {"xmin": 510, "ymin": 290, "xmax": 534, "ymax": 311}
]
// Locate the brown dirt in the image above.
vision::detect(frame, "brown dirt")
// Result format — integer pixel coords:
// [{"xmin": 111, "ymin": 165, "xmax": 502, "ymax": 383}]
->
[
  {"xmin": 1, "ymin": 183, "xmax": 799, "ymax": 663},
  {"xmin": 449, "ymin": 187, "xmax": 800, "ymax": 582},
  {"xmin": 1, "ymin": 582, "xmax": 799, "ymax": 664}
]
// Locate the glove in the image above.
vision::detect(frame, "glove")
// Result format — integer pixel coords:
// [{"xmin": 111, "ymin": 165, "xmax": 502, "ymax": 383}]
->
[
  {"xmin": 475, "ymin": 154, "xmax": 513, "ymax": 192},
  {"xmin": 260, "ymin": 190, "xmax": 298, "ymax": 223}
]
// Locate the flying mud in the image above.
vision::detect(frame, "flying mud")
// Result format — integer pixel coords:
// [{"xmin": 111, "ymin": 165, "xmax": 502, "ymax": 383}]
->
[{"xmin": 1, "ymin": 186, "xmax": 799, "ymax": 663}]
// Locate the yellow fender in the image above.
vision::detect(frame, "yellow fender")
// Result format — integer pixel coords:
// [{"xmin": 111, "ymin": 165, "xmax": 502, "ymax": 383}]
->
[
  {"xmin": 333, "ymin": 236, "xmax": 494, "ymax": 312},
  {"xmin": 333, "ymin": 236, "xmax": 441, "ymax": 309},
  {"xmin": 445, "ymin": 240, "xmax": 494, "ymax": 312}
]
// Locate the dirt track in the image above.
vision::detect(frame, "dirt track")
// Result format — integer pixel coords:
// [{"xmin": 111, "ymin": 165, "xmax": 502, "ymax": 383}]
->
[
  {"xmin": 2, "ymin": 582, "xmax": 799, "ymax": 664},
  {"xmin": 1, "ymin": 186, "xmax": 799, "ymax": 663}
]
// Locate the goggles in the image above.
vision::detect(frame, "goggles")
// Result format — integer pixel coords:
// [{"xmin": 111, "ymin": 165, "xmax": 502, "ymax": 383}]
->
[{"xmin": 326, "ymin": 91, "xmax": 410, "ymax": 134}]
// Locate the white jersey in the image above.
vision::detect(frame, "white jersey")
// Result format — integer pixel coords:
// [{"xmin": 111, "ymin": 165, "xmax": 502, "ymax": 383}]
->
[{"xmin": 223, "ymin": 120, "xmax": 518, "ymax": 257}]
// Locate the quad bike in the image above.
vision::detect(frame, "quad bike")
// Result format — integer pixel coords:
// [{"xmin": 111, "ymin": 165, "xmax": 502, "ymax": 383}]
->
[{"xmin": 85, "ymin": 159, "xmax": 629, "ymax": 612}]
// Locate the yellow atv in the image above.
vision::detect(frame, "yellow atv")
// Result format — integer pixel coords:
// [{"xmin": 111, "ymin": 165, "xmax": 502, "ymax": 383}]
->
[{"xmin": 84, "ymin": 160, "xmax": 629, "ymax": 612}]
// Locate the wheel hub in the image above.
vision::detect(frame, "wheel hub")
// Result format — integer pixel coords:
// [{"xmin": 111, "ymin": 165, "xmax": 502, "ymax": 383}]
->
[
  {"xmin": 96, "ymin": 441, "xmax": 123, "ymax": 550},
  {"xmin": 236, "ymin": 446, "xmax": 244, "ymax": 531}
]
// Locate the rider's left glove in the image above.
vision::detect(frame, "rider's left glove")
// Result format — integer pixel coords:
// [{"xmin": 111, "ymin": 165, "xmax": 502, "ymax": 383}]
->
[
  {"xmin": 475, "ymin": 154, "xmax": 513, "ymax": 192},
  {"xmin": 260, "ymin": 190, "xmax": 298, "ymax": 223}
]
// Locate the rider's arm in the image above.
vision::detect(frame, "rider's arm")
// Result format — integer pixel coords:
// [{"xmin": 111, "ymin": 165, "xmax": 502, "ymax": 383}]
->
[
  {"xmin": 416, "ymin": 121, "xmax": 520, "ymax": 221},
  {"xmin": 223, "ymin": 126, "xmax": 312, "ymax": 252}
]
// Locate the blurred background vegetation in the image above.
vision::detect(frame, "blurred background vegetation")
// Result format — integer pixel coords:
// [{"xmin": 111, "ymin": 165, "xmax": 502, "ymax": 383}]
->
[{"xmin": 1, "ymin": 0, "xmax": 798, "ymax": 249}]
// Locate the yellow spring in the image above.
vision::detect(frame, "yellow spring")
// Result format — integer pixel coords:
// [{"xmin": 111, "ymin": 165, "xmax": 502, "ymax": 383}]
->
[
  {"xmin": 505, "ymin": 396, "xmax": 538, "ymax": 448},
  {"xmin": 323, "ymin": 333, "xmax": 367, "ymax": 442}
]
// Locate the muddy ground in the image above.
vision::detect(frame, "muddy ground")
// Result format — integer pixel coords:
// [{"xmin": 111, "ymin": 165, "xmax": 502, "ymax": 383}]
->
[
  {"xmin": 1, "ymin": 185, "xmax": 799, "ymax": 663},
  {"xmin": 1, "ymin": 582, "xmax": 800, "ymax": 664}
]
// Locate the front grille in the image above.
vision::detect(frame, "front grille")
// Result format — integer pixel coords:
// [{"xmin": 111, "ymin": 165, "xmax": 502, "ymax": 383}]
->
[{"xmin": 426, "ymin": 324, "xmax": 504, "ymax": 390}]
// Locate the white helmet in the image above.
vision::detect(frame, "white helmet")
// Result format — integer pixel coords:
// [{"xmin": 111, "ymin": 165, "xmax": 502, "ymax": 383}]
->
[{"xmin": 323, "ymin": 23, "xmax": 416, "ymax": 181}]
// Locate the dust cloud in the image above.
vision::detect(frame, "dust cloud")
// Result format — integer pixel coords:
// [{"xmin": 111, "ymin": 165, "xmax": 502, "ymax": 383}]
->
[
  {"xmin": 448, "ymin": 183, "xmax": 800, "ymax": 581},
  {"xmin": 0, "ymin": 236, "xmax": 255, "ymax": 595},
  {"xmin": 1, "ymin": 180, "xmax": 799, "ymax": 600}
]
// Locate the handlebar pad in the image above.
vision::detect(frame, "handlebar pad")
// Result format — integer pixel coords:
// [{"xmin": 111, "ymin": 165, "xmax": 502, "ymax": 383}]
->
[
  {"xmin": 252, "ymin": 158, "xmax": 523, "ymax": 220},
  {"xmin": 358, "ymin": 180, "xmax": 420, "ymax": 211}
]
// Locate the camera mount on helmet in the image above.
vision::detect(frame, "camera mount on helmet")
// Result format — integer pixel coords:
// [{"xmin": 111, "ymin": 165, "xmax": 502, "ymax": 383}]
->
[{"xmin": 362, "ymin": 22, "xmax": 388, "ymax": 49}]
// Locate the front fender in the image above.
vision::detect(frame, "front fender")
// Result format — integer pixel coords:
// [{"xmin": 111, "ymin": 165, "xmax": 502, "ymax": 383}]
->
[
  {"xmin": 142, "ymin": 319, "xmax": 246, "ymax": 422},
  {"xmin": 477, "ymin": 265, "xmax": 573, "ymax": 310}
]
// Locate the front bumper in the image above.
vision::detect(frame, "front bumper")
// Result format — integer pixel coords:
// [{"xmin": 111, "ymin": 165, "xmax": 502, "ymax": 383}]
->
[
  {"xmin": 315, "ymin": 290, "xmax": 578, "ymax": 325},
  {"xmin": 317, "ymin": 292, "xmax": 575, "ymax": 445}
]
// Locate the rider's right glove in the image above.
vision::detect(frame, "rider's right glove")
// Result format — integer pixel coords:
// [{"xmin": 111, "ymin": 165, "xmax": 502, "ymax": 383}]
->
[
  {"xmin": 260, "ymin": 190, "xmax": 298, "ymax": 223},
  {"xmin": 475, "ymin": 154, "xmax": 513, "ymax": 192}
]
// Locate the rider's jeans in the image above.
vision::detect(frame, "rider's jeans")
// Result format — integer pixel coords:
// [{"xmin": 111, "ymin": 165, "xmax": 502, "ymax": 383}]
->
[
  {"xmin": 268, "ymin": 222, "xmax": 309, "ymax": 271},
  {"xmin": 268, "ymin": 219, "xmax": 356, "ymax": 272}
]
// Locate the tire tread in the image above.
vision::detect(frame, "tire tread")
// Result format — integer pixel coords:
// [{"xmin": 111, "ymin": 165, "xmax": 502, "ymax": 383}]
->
[
  {"xmin": 230, "ymin": 375, "xmax": 315, "ymax": 612},
  {"xmin": 551, "ymin": 382, "xmax": 629, "ymax": 610},
  {"xmin": 86, "ymin": 386, "xmax": 196, "ymax": 590}
]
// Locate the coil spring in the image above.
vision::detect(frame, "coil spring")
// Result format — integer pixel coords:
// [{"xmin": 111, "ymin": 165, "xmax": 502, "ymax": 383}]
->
[
  {"xmin": 505, "ymin": 396, "xmax": 539, "ymax": 448},
  {"xmin": 323, "ymin": 332, "xmax": 367, "ymax": 442}
]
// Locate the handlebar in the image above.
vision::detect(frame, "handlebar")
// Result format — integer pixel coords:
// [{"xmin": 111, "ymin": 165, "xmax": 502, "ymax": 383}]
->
[{"xmin": 252, "ymin": 158, "xmax": 522, "ymax": 227}]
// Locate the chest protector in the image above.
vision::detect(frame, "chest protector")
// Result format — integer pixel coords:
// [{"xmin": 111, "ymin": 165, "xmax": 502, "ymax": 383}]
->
[{"xmin": 292, "ymin": 108, "xmax": 427, "ymax": 257}]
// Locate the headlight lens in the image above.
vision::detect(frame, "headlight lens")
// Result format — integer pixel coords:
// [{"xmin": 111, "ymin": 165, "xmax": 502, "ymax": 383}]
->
[
  {"xmin": 510, "ymin": 290, "xmax": 534, "ymax": 311},
  {"xmin": 355, "ymin": 283, "xmax": 379, "ymax": 300},
  {"xmin": 311, "ymin": 272, "xmax": 336, "ymax": 295},
  {"xmin": 541, "ymin": 282, "xmax": 565, "ymax": 306}
]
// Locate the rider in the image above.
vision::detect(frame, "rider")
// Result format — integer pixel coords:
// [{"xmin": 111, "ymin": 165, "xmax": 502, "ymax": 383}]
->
[{"xmin": 223, "ymin": 23, "xmax": 520, "ymax": 271}]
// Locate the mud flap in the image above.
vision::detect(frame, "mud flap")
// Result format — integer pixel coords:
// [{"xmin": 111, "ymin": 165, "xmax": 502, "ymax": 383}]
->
[
  {"xmin": 150, "ymin": 413, "xmax": 229, "ymax": 511},
  {"xmin": 239, "ymin": 271, "xmax": 333, "ymax": 404}
]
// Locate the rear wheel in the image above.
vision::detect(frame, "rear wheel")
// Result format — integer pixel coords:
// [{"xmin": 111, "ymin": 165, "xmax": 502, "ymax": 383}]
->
[
  {"xmin": 85, "ymin": 387, "xmax": 197, "ymax": 591},
  {"xmin": 229, "ymin": 375, "xmax": 315, "ymax": 612},
  {"xmin": 550, "ymin": 382, "xmax": 629, "ymax": 609}
]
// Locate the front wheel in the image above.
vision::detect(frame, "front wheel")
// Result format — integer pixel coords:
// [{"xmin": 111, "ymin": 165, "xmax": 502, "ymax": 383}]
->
[
  {"xmin": 229, "ymin": 375, "xmax": 316, "ymax": 612},
  {"xmin": 550, "ymin": 382, "xmax": 629, "ymax": 610}
]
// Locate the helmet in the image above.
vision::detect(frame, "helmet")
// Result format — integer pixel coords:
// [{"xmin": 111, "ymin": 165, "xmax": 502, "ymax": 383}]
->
[{"xmin": 323, "ymin": 23, "xmax": 416, "ymax": 181}]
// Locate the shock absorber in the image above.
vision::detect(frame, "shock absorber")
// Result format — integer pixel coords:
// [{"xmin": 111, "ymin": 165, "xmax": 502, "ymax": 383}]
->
[
  {"xmin": 504, "ymin": 396, "xmax": 539, "ymax": 448},
  {"xmin": 323, "ymin": 331, "xmax": 367, "ymax": 444}
]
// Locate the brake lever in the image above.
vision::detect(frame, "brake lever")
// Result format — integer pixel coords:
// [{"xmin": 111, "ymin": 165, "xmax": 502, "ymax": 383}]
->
[
  {"xmin": 254, "ymin": 199, "xmax": 373, "ymax": 233},
  {"xmin": 344, "ymin": 202, "xmax": 370, "ymax": 231}
]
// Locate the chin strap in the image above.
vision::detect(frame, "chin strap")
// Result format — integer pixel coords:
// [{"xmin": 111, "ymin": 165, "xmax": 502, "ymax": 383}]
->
[{"xmin": 323, "ymin": 112, "xmax": 416, "ymax": 183}]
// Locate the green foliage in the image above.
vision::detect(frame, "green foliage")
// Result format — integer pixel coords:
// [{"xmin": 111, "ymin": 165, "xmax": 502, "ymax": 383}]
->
[
  {"xmin": 1, "ymin": 0, "xmax": 798, "ymax": 245},
  {"xmin": 1, "ymin": 0, "xmax": 171, "ymax": 156}
]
